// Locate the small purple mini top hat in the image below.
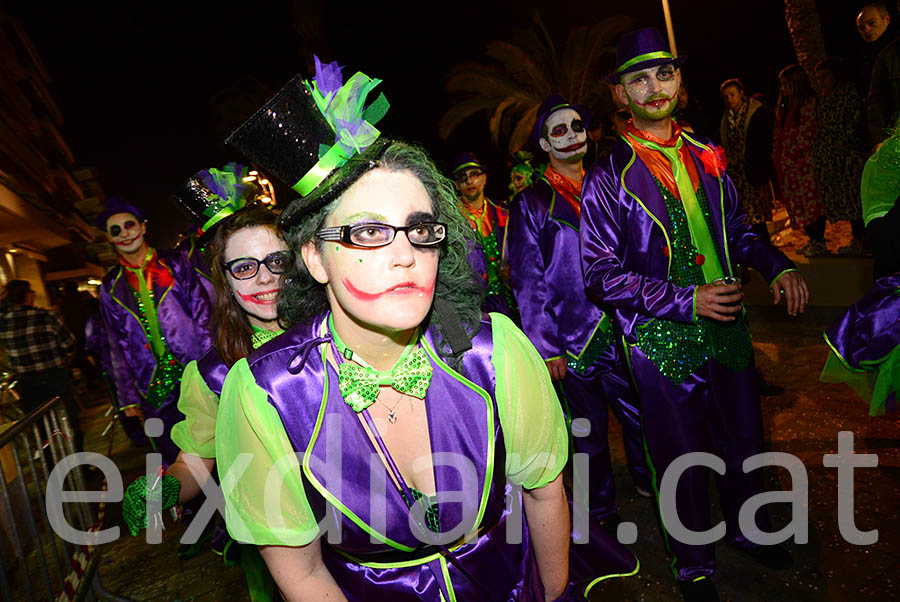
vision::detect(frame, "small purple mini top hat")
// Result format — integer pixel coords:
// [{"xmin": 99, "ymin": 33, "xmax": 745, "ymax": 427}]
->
[
  {"xmin": 451, "ymin": 152, "xmax": 487, "ymax": 175},
  {"xmin": 606, "ymin": 27, "xmax": 686, "ymax": 84},
  {"xmin": 530, "ymin": 94, "xmax": 592, "ymax": 147},
  {"xmin": 94, "ymin": 197, "xmax": 145, "ymax": 230}
]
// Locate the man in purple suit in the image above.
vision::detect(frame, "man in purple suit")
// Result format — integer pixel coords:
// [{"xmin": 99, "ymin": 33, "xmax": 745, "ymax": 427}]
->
[
  {"xmin": 580, "ymin": 28, "xmax": 809, "ymax": 602},
  {"xmin": 509, "ymin": 95, "xmax": 650, "ymax": 531},
  {"xmin": 97, "ymin": 198, "xmax": 213, "ymax": 464}
]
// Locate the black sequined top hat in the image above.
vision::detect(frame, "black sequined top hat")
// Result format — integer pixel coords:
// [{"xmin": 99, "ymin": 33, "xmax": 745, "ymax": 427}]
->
[
  {"xmin": 171, "ymin": 163, "xmax": 257, "ymax": 242},
  {"xmin": 530, "ymin": 94, "xmax": 592, "ymax": 147},
  {"xmin": 226, "ymin": 56, "xmax": 390, "ymax": 230},
  {"xmin": 606, "ymin": 27, "xmax": 687, "ymax": 84}
]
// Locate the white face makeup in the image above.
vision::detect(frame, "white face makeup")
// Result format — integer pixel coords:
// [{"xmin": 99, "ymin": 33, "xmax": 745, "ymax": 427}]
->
[
  {"xmin": 617, "ymin": 63, "xmax": 680, "ymax": 123},
  {"xmin": 224, "ymin": 226, "xmax": 289, "ymax": 329},
  {"xmin": 539, "ymin": 107, "xmax": 587, "ymax": 163},
  {"xmin": 453, "ymin": 167, "xmax": 486, "ymax": 203},
  {"xmin": 105, "ymin": 212, "xmax": 146, "ymax": 257},
  {"xmin": 302, "ymin": 168, "xmax": 439, "ymax": 338}
]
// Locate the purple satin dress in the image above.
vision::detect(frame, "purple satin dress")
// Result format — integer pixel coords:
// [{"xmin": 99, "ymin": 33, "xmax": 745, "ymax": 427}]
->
[
  {"xmin": 245, "ymin": 315, "xmax": 637, "ymax": 600},
  {"xmin": 580, "ymin": 132, "xmax": 796, "ymax": 581}
]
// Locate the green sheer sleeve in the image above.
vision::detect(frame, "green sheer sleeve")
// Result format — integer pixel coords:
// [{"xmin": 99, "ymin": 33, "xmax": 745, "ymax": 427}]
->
[
  {"xmin": 489, "ymin": 312, "xmax": 568, "ymax": 489},
  {"xmin": 861, "ymin": 136, "xmax": 900, "ymax": 226},
  {"xmin": 170, "ymin": 361, "xmax": 219, "ymax": 458},
  {"xmin": 215, "ymin": 358, "xmax": 321, "ymax": 546}
]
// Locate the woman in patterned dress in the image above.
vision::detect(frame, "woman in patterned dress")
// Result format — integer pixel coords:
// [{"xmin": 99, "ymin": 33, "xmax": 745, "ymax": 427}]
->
[
  {"xmin": 813, "ymin": 57, "xmax": 867, "ymax": 255},
  {"xmin": 773, "ymin": 65, "xmax": 828, "ymax": 256}
]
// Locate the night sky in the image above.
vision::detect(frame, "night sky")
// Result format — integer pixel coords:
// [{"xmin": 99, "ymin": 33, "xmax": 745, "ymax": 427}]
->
[{"xmin": 5, "ymin": 1, "xmax": 880, "ymax": 245}]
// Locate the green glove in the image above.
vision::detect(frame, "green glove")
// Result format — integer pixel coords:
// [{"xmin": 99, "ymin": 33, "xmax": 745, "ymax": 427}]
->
[{"xmin": 123, "ymin": 474, "xmax": 181, "ymax": 536}]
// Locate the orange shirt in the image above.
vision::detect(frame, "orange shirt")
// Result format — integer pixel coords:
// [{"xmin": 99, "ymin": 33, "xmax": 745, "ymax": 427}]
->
[{"xmin": 624, "ymin": 122, "xmax": 700, "ymax": 200}]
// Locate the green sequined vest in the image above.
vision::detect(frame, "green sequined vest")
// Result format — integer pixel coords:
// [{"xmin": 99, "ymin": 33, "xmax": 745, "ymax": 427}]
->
[
  {"xmin": 128, "ymin": 287, "xmax": 184, "ymax": 408},
  {"xmin": 633, "ymin": 178, "xmax": 753, "ymax": 384}
]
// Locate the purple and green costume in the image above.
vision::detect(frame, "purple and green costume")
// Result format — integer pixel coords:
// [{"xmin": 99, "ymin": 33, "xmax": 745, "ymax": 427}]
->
[
  {"xmin": 822, "ymin": 273, "xmax": 900, "ymax": 415},
  {"xmin": 217, "ymin": 313, "xmax": 638, "ymax": 600},
  {"xmin": 509, "ymin": 175, "xmax": 649, "ymax": 518},
  {"xmin": 99, "ymin": 247, "xmax": 214, "ymax": 465},
  {"xmin": 170, "ymin": 327, "xmax": 283, "ymax": 602},
  {"xmin": 580, "ymin": 130, "xmax": 796, "ymax": 581}
]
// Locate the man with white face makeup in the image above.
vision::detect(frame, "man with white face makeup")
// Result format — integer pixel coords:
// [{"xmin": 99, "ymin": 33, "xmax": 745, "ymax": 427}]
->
[
  {"xmin": 580, "ymin": 28, "xmax": 808, "ymax": 601},
  {"xmin": 508, "ymin": 94, "xmax": 650, "ymax": 540},
  {"xmin": 97, "ymin": 197, "xmax": 214, "ymax": 464}
]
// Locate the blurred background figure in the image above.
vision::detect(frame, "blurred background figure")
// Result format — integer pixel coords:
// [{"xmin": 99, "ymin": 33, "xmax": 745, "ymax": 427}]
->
[
  {"xmin": 451, "ymin": 152, "xmax": 519, "ymax": 320},
  {"xmin": 507, "ymin": 150, "xmax": 538, "ymax": 200},
  {"xmin": 773, "ymin": 65, "xmax": 827, "ymax": 256},
  {"xmin": 0, "ymin": 280, "xmax": 84, "ymax": 452},
  {"xmin": 866, "ymin": 2, "xmax": 900, "ymax": 148},
  {"xmin": 857, "ymin": 2, "xmax": 896, "ymax": 99},
  {"xmin": 674, "ymin": 81, "xmax": 713, "ymax": 138},
  {"xmin": 813, "ymin": 57, "xmax": 868, "ymax": 255},
  {"xmin": 720, "ymin": 78, "xmax": 776, "ymax": 243}
]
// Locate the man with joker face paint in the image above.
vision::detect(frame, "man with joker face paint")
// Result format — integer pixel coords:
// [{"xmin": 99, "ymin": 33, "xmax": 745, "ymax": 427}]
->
[
  {"xmin": 508, "ymin": 94, "xmax": 651, "ymax": 539},
  {"xmin": 97, "ymin": 197, "xmax": 214, "ymax": 464},
  {"xmin": 580, "ymin": 28, "xmax": 808, "ymax": 601},
  {"xmin": 450, "ymin": 152, "xmax": 519, "ymax": 321}
]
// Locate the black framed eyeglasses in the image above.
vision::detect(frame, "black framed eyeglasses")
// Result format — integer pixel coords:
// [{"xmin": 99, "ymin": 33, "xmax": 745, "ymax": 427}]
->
[
  {"xmin": 316, "ymin": 222, "xmax": 448, "ymax": 248},
  {"xmin": 223, "ymin": 251, "xmax": 292, "ymax": 280}
]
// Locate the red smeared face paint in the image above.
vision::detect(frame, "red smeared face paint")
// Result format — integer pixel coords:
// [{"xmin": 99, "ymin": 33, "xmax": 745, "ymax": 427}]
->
[
  {"xmin": 341, "ymin": 277, "xmax": 436, "ymax": 301},
  {"xmin": 237, "ymin": 288, "xmax": 280, "ymax": 305}
]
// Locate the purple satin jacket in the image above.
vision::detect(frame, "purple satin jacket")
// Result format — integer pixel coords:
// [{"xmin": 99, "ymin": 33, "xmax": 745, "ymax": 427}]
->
[
  {"xmin": 580, "ymin": 132, "xmax": 795, "ymax": 343},
  {"xmin": 99, "ymin": 247, "xmax": 214, "ymax": 410},
  {"xmin": 509, "ymin": 177, "xmax": 609, "ymax": 362},
  {"xmin": 247, "ymin": 315, "xmax": 547, "ymax": 600}
]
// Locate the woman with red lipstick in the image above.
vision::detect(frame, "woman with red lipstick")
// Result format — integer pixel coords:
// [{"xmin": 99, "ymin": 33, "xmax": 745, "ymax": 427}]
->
[
  {"xmin": 123, "ymin": 165, "xmax": 285, "ymax": 601},
  {"xmin": 216, "ymin": 64, "xmax": 637, "ymax": 602}
]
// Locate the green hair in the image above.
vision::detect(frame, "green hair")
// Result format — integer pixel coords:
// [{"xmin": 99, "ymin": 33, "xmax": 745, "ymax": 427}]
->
[{"xmin": 278, "ymin": 140, "xmax": 484, "ymax": 361}]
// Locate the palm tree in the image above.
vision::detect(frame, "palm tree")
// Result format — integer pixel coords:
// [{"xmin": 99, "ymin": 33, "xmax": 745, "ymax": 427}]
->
[
  {"xmin": 783, "ymin": 0, "xmax": 826, "ymax": 92},
  {"xmin": 439, "ymin": 10, "xmax": 633, "ymax": 154}
]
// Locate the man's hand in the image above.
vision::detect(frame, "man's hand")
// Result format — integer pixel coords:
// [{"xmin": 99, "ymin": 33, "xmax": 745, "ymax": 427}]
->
[
  {"xmin": 545, "ymin": 357, "xmax": 567, "ymax": 381},
  {"xmin": 695, "ymin": 283, "xmax": 743, "ymax": 322},
  {"xmin": 124, "ymin": 406, "xmax": 143, "ymax": 419},
  {"xmin": 772, "ymin": 271, "xmax": 809, "ymax": 317}
]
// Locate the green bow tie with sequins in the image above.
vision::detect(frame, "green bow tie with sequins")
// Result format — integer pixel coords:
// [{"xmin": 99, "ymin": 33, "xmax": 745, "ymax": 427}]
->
[{"xmin": 338, "ymin": 346, "xmax": 433, "ymax": 412}]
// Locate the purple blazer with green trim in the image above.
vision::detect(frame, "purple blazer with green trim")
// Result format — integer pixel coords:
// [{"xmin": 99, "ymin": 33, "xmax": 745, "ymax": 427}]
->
[{"xmin": 579, "ymin": 132, "xmax": 795, "ymax": 343}]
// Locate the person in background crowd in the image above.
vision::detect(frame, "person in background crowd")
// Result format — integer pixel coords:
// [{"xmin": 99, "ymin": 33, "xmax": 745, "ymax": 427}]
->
[
  {"xmin": 720, "ymin": 78, "xmax": 776, "ymax": 244},
  {"xmin": 773, "ymin": 65, "xmax": 828, "ymax": 257},
  {"xmin": 583, "ymin": 28, "xmax": 806, "ymax": 601},
  {"xmin": 97, "ymin": 197, "xmax": 214, "ymax": 465},
  {"xmin": 57, "ymin": 280, "xmax": 97, "ymax": 385},
  {"xmin": 674, "ymin": 81, "xmax": 713, "ymax": 139},
  {"xmin": 451, "ymin": 152, "xmax": 519, "ymax": 320},
  {"xmin": 857, "ymin": 2, "xmax": 897, "ymax": 103},
  {"xmin": 813, "ymin": 57, "xmax": 868, "ymax": 255},
  {"xmin": 0, "ymin": 280, "xmax": 84, "ymax": 452},
  {"xmin": 507, "ymin": 149, "xmax": 538, "ymax": 200},
  {"xmin": 610, "ymin": 108, "xmax": 630, "ymax": 137},
  {"xmin": 509, "ymin": 93, "xmax": 651, "ymax": 534}
]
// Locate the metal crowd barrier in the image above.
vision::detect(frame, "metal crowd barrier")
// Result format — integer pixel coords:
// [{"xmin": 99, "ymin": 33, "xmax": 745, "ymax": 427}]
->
[{"xmin": 0, "ymin": 396, "xmax": 134, "ymax": 602}]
